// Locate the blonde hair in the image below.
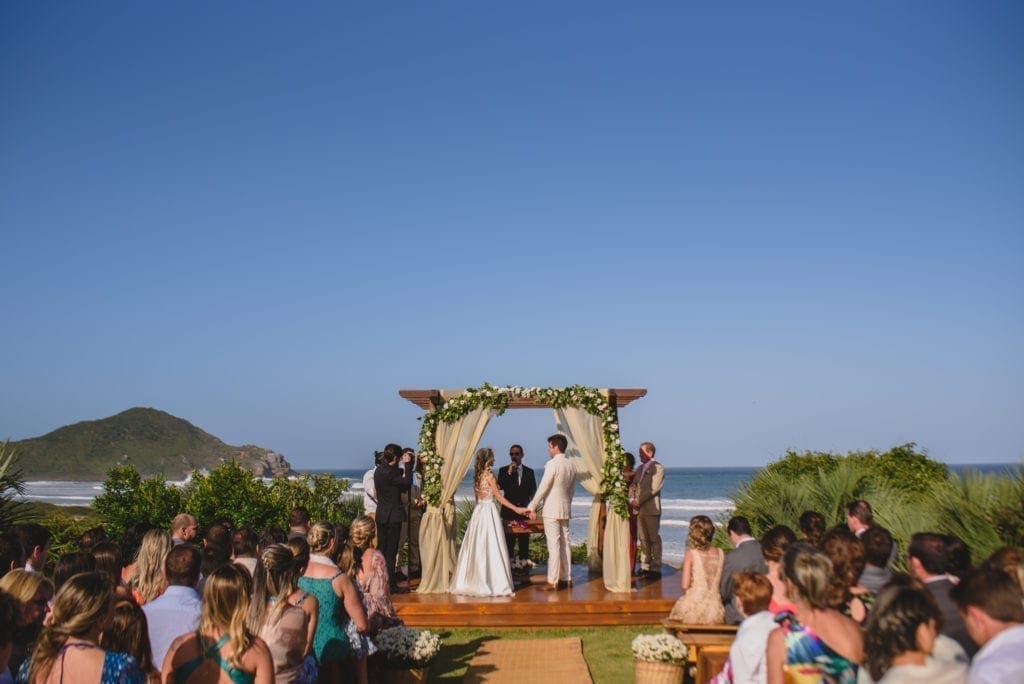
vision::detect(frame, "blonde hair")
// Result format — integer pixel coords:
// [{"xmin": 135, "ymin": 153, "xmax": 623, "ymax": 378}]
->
[
  {"xmin": 473, "ymin": 448, "xmax": 494, "ymax": 487},
  {"xmin": 26, "ymin": 572, "xmax": 113, "ymax": 683},
  {"xmin": 201, "ymin": 564, "xmax": 255, "ymax": 671},
  {"xmin": 687, "ymin": 516, "xmax": 716, "ymax": 551},
  {"xmin": 782, "ymin": 542, "xmax": 833, "ymax": 609},
  {"xmin": 349, "ymin": 516, "xmax": 376, "ymax": 551},
  {"xmin": 131, "ymin": 529, "xmax": 170, "ymax": 604},
  {"xmin": 306, "ymin": 522, "xmax": 335, "ymax": 555},
  {"xmin": 247, "ymin": 544, "xmax": 301, "ymax": 633},
  {"xmin": 0, "ymin": 568, "xmax": 53, "ymax": 612}
]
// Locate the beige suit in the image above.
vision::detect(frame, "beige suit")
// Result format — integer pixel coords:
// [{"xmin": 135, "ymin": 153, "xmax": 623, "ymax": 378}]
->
[
  {"xmin": 528, "ymin": 453, "xmax": 577, "ymax": 585},
  {"xmin": 635, "ymin": 459, "xmax": 664, "ymax": 572}
]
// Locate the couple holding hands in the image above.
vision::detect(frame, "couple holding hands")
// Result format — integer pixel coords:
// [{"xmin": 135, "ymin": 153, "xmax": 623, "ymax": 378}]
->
[{"xmin": 449, "ymin": 434, "xmax": 576, "ymax": 596}]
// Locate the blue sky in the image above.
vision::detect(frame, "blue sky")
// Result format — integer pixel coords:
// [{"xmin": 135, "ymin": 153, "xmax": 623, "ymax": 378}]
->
[{"xmin": 2, "ymin": 2, "xmax": 1021, "ymax": 470}]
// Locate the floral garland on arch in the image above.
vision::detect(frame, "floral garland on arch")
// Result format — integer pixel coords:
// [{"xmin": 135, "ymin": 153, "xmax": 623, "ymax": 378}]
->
[{"xmin": 415, "ymin": 384, "xmax": 630, "ymax": 517}]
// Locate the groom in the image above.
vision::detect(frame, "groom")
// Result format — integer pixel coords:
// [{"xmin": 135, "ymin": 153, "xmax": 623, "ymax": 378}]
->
[{"xmin": 527, "ymin": 433, "xmax": 577, "ymax": 591}]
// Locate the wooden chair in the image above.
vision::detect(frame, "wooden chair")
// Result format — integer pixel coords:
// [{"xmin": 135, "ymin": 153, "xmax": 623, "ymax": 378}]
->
[{"xmin": 661, "ymin": 620, "xmax": 737, "ymax": 681}]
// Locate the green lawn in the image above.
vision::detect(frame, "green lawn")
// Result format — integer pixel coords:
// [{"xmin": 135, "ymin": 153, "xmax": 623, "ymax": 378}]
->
[{"xmin": 421, "ymin": 624, "xmax": 661, "ymax": 683}]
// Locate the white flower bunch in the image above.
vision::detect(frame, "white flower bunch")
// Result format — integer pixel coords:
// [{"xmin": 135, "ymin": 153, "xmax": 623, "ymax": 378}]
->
[
  {"xmin": 631, "ymin": 633, "xmax": 688, "ymax": 663},
  {"xmin": 375, "ymin": 626, "xmax": 442, "ymax": 665}
]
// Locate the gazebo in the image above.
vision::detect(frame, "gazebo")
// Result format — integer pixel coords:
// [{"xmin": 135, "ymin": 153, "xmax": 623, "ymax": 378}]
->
[{"xmin": 399, "ymin": 384, "xmax": 647, "ymax": 593}]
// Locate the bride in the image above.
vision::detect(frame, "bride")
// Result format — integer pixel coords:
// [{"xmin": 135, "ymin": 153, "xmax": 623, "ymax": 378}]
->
[{"xmin": 450, "ymin": 447, "xmax": 529, "ymax": 596}]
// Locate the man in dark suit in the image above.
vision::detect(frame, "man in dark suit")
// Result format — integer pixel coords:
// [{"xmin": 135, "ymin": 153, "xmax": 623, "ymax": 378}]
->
[
  {"xmin": 374, "ymin": 443, "xmax": 413, "ymax": 593},
  {"xmin": 909, "ymin": 532, "xmax": 978, "ymax": 657},
  {"xmin": 497, "ymin": 444, "xmax": 537, "ymax": 573},
  {"xmin": 720, "ymin": 516, "xmax": 768, "ymax": 624}
]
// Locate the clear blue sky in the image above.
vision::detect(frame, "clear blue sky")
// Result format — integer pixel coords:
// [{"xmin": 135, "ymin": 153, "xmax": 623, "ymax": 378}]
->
[{"xmin": 2, "ymin": 3, "xmax": 1021, "ymax": 470}]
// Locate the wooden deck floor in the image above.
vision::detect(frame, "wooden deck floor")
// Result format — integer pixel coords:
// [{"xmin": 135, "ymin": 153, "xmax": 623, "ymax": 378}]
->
[{"xmin": 392, "ymin": 565, "xmax": 681, "ymax": 627}]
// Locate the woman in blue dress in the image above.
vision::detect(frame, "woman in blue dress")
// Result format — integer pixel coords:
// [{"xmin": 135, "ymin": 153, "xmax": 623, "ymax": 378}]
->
[{"xmin": 16, "ymin": 571, "xmax": 145, "ymax": 684}]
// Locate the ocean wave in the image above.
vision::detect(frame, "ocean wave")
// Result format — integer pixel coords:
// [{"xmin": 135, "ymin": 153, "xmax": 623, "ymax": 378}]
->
[{"xmin": 19, "ymin": 495, "xmax": 93, "ymax": 502}]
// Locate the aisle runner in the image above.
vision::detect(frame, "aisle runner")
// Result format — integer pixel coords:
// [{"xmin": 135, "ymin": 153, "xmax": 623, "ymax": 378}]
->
[{"xmin": 462, "ymin": 637, "xmax": 592, "ymax": 683}]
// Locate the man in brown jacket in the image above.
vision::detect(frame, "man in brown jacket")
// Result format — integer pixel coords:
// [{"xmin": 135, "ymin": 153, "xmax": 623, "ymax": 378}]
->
[{"xmin": 633, "ymin": 441, "xmax": 665, "ymax": 578}]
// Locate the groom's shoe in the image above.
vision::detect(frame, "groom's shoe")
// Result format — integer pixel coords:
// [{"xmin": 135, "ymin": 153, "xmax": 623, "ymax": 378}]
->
[
  {"xmin": 557, "ymin": 580, "xmax": 573, "ymax": 589},
  {"xmin": 538, "ymin": 583, "xmax": 559, "ymax": 592}
]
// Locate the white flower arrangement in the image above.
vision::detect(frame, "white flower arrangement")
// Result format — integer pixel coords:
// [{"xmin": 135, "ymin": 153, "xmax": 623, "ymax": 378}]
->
[
  {"xmin": 375, "ymin": 626, "xmax": 442, "ymax": 667},
  {"xmin": 631, "ymin": 633, "xmax": 688, "ymax": 664}
]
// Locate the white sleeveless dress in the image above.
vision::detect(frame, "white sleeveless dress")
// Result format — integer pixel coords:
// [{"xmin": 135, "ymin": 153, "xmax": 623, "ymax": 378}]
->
[{"xmin": 449, "ymin": 480, "xmax": 515, "ymax": 596}]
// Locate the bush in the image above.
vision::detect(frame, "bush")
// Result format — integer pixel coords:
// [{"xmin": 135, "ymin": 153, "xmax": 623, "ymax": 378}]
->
[
  {"xmin": 95, "ymin": 461, "xmax": 354, "ymax": 535},
  {"xmin": 729, "ymin": 446, "xmax": 1023, "ymax": 566},
  {"xmin": 93, "ymin": 466, "xmax": 183, "ymax": 539}
]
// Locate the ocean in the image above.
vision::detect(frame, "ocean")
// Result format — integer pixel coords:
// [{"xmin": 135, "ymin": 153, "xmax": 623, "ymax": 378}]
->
[{"xmin": 17, "ymin": 463, "xmax": 1016, "ymax": 565}]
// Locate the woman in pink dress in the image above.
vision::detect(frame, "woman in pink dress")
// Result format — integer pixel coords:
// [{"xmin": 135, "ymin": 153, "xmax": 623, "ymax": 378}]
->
[{"xmin": 669, "ymin": 515, "xmax": 725, "ymax": 623}]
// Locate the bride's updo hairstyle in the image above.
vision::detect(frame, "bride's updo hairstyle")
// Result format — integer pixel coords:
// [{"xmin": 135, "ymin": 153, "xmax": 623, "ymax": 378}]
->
[
  {"xmin": 473, "ymin": 448, "xmax": 495, "ymax": 486},
  {"xmin": 307, "ymin": 522, "xmax": 336, "ymax": 555}
]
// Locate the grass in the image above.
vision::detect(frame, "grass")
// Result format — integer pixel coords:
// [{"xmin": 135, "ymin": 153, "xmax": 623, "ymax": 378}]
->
[{"xmin": 420, "ymin": 624, "xmax": 660, "ymax": 683}]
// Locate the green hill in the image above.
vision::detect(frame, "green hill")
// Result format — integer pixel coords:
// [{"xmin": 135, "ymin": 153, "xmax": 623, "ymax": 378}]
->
[{"xmin": 8, "ymin": 407, "xmax": 293, "ymax": 480}]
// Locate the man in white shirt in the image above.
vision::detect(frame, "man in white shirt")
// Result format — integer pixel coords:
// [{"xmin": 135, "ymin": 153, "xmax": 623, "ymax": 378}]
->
[
  {"xmin": 15, "ymin": 524, "xmax": 50, "ymax": 573},
  {"xmin": 170, "ymin": 513, "xmax": 198, "ymax": 546},
  {"xmin": 143, "ymin": 544, "xmax": 202, "ymax": 668},
  {"xmin": 951, "ymin": 567, "xmax": 1024, "ymax": 684},
  {"xmin": 362, "ymin": 453, "xmax": 380, "ymax": 518}
]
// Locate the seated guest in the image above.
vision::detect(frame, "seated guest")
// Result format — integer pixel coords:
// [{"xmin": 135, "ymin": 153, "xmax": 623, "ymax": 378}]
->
[
  {"xmin": 766, "ymin": 543, "xmax": 863, "ymax": 684},
  {"xmin": 950, "ymin": 567, "xmax": 1024, "ymax": 684},
  {"xmin": 232, "ymin": 528, "xmax": 260, "ymax": 578},
  {"xmin": 943, "ymin": 535, "xmax": 971, "ymax": 582},
  {"xmin": 798, "ymin": 510, "xmax": 827, "ymax": 549},
  {"xmin": 142, "ymin": 544, "xmax": 202, "ymax": 670},
  {"xmin": 721, "ymin": 516, "xmax": 768, "ymax": 625},
  {"xmin": 101, "ymin": 598, "xmax": 161, "ymax": 683},
  {"xmin": 669, "ymin": 515, "xmax": 725, "ymax": 624},
  {"xmin": 51, "ymin": 552, "xmax": 96, "ymax": 593},
  {"xmin": 162, "ymin": 564, "xmax": 274, "ymax": 683},
  {"xmin": 17, "ymin": 572, "xmax": 144, "ymax": 684},
  {"xmin": 169, "ymin": 514, "xmax": 198, "ymax": 547},
  {"xmin": 907, "ymin": 533, "xmax": 976, "ymax": 658},
  {"xmin": 822, "ymin": 529, "xmax": 873, "ymax": 623},
  {"xmin": 0, "ymin": 590, "xmax": 20, "ymax": 683},
  {"xmin": 247, "ymin": 544, "xmax": 319, "ymax": 683},
  {"xmin": 710, "ymin": 573, "xmax": 775, "ymax": 684},
  {"xmin": 13, "ymin": 525, "xmax": 50, "ymax": 575},
  {"xmin": 980, "ymin": 546, "xmax": 1024, "ymax": 593},
  {"xmin": 0, "ymin": 533, "xmax": 24, "ymax": 579},
  {"xmin": 861, "ymin": 583, "xmax": 968, "ymax": 684},
  {"xmin": 858, "ymin": 527, "xmax": 895, "ymax": 593},
  {"xmin": 760, "ymin": 525, "xmax": 797, "ymax": 615},
  {"xmin": 0, "ymin": 569, "xmax": 53, "ymax": 675},
  {"xmin": 131, "ymin": 529, "xmax": 171, "ymax": 605},
  {"xmin": 288, "ymin": 508, "xmax": 311, "ymax": 542}
]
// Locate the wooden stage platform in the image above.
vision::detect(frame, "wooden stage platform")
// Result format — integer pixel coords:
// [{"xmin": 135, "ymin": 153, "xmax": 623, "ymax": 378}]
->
[{"xmin": 392, "ymin": 564, "xmax": 682, "ymax": 627}]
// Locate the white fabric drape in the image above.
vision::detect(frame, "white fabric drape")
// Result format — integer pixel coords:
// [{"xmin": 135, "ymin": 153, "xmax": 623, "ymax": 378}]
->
[
  {"xmin": 554, "ymin": 403, "xmax": 631, "ymax": 592},
  {"xmin": 416, "ymin": 397, "xmax": 494, "ymax": 594}
]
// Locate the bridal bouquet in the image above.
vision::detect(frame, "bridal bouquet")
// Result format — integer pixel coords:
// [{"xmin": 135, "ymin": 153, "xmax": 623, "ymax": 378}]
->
[
  {"xmin": 631, "ymin": 633, "xmax": 688, "ymax": 663},
  {"xmin": 375, "ymin": 626, "xmax": 442, "ymax": 668}
]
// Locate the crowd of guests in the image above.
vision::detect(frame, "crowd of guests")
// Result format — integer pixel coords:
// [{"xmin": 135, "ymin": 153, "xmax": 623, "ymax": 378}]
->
[
  {"xmin": 0, "ymin": 507, "xmax": 407, "ymax": 684},
  {"xmin": 667, "ymin": 500, "xmax": 1024, "ymax": 683}
]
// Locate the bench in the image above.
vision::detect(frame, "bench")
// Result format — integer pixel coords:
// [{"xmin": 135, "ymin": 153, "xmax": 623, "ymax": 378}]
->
[{"xmin": 661, "ymin": 620, "xmax": 738, "ymax": 682}]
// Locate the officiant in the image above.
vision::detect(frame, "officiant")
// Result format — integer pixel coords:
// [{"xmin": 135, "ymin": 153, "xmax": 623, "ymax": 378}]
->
[{"xmin": 497, "ymin": 443, "xmax": 537, "ymax": 573}]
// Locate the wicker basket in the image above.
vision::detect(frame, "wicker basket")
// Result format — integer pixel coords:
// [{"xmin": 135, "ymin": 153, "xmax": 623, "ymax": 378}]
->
[{"xmin": 635, "ymin": 659, "xmax": 684, "ymax": 684}]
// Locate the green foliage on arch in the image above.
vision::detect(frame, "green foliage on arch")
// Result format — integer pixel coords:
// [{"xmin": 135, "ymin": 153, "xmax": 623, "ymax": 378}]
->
[{"xmin": 416, "ymin": 384, "xmax": 630, "ymax": 516}]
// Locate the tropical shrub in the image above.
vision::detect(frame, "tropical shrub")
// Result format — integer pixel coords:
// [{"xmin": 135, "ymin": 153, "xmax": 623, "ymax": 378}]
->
[
  {"xmin": 729, "ymin": 446, "xmax": 1023, "ymax": 565},
  {"xmin": 92, "ymin": 465, "xmax": 183, "ymax": 539},
  {"xmin": 0, "ymin": 441, "xmax": 32, "ymax": 528},
  {"xmin": 95, "ymin": 461, "xmax": 354, "ymax": 535}
]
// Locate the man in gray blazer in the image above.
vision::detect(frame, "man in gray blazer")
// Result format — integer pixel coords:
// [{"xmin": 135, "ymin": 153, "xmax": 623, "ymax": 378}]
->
[
  {"xmin": 720, "ymin": 516, "xmax": 768, "ymax": 624},
  {"xmin": 527, "ymin": 434, "xmax": 577, "ymax": 591}
]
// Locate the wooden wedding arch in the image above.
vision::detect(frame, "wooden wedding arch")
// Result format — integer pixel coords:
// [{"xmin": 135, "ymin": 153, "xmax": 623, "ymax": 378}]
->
[{"xmin": 399, "ymin": 385, "xmax": 647, "ymax": 593}]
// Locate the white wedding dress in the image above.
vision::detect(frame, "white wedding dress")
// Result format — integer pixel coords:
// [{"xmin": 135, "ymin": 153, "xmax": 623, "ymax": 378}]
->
[{"xmin": 449, "ymin": 480, "xmax": 515, "ymax": 596}]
